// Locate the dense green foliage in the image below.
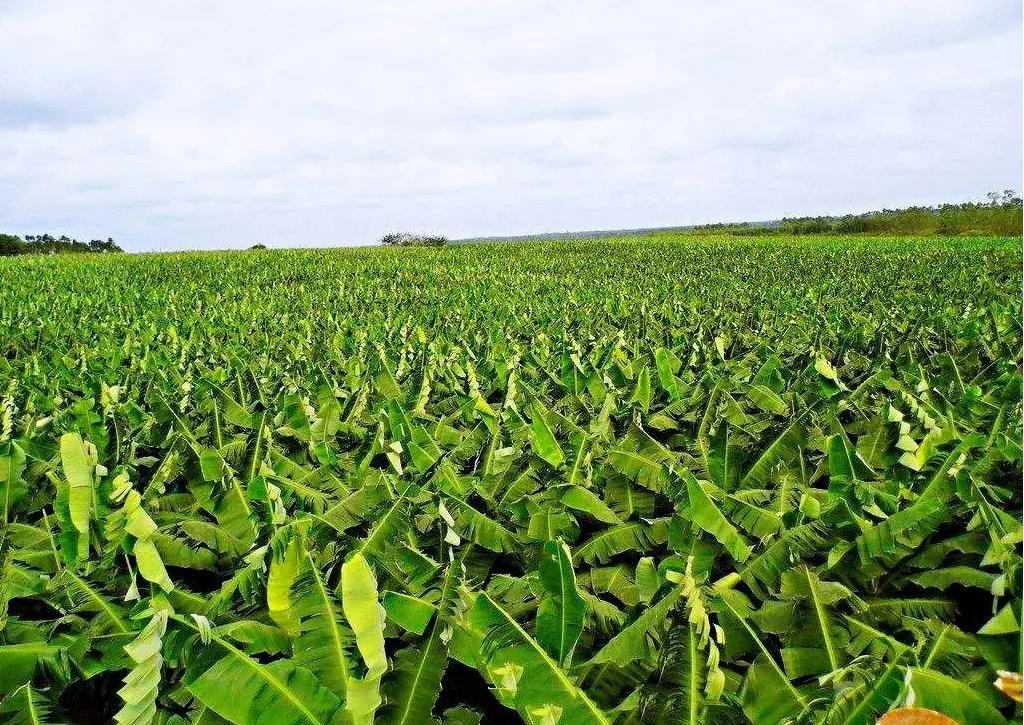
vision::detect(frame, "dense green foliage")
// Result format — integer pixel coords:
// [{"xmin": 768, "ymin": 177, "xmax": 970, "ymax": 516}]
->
[
  {"xmin": 693, "ymin": 192, "xmax": 1023, "ymax": 237},
  {"xmin": 0, "ymin": 234, "xmax": 1020, "ymax": 724},
  {"xmin": 0, "ymin": 234, "xmax": 123, "ymax": 257},
  {"xmin": 379, "ymin": 232, "xmax": 448, "ymax": 247}
]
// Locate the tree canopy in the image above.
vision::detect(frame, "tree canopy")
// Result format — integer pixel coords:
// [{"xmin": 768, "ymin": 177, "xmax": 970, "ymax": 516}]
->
[{"xmin": 0, "ymin": 233, "xmax": 124, "ymax": 256}]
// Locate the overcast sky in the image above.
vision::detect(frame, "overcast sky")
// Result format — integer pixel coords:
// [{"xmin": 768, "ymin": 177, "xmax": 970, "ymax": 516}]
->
[{"xmin": 1, "ymin": 1, "xmax": 1021, "ymax": 251}]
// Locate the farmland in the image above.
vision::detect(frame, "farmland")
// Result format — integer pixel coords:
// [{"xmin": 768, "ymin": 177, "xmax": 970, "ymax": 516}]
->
[{"xmin": 0, "ymin": 233, "xmax": 1021, "ymax": 724}]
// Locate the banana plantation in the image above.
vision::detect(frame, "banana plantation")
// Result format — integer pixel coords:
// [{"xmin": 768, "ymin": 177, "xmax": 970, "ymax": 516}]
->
[{"xmin": 0, "ymin": 234, "xmax": 1020, "ymax": 724}]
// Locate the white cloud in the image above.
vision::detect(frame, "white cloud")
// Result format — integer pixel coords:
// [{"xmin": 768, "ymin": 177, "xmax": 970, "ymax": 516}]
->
[{"xmin": 0, "ymin": 0, "xmax": 1020, "ymax": 249}]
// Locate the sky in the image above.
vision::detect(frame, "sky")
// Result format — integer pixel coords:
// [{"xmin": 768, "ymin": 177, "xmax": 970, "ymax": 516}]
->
[{"xmin": 0, "ymin": 1, "xmax": 1021, "ymax": 251}]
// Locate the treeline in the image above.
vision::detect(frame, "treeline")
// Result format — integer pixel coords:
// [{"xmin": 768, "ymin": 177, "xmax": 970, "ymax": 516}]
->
[
  {"xmin": 0, "ymin": 233, "xmax": 124, "ymax": 256},
  {"xmin": 696, "ymin": 190, "xmax": 1023, "ymax": 236}
]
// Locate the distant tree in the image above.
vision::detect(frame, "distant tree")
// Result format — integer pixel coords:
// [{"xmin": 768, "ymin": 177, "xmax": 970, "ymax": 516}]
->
[
  {"xmin": 250, "ymin": 243, "xmax": 268, "ymax": 250},
  {"xmin": 379, "ymin": 232, "xmax": 448, "ymax": 247},
  {"xmin": 0, "ymin": 233, "xmax": 26, "ymax": 256},
  {"xmin": 88, "ymin": 239, "xmax": 122, "ymax": 252},
  {"xmin": 379, "ymin": 232, "xmax": 410, "ymax": 246}
]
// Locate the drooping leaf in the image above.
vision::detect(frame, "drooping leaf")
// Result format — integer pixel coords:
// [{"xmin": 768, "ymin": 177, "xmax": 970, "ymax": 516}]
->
[
  {"xmin": 683, "ymin": 472, "xmax": 750, "ymax": 563},
  {"xmin": 536, "ymin": 540, "xmax": 587, "ymax": 667},
  {"xmin": 341, "ymin": 553, "xmax": 388, "ymax": 678},
  {"xmin": 188, "ymin": 648, "xmax": 343, "ymax": 725},
  {"xmin": 530, "ymin": 401, "xmax": 565, "ymax": 469},
  {"xmin": 467, "ymin": 591, "xmax": 610, "ymax": 725}
]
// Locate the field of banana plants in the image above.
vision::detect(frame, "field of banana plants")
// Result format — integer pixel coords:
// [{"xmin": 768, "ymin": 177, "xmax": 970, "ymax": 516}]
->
[{"xmin": 0, "ymin": 234, "xmax": 1020, "ymax": 724}]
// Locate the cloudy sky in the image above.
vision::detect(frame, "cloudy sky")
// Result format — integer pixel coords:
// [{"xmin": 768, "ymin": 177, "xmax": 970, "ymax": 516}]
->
[{"xmin": 0, "ymin": 1, "xmax": 1020, "ymax": 251}]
